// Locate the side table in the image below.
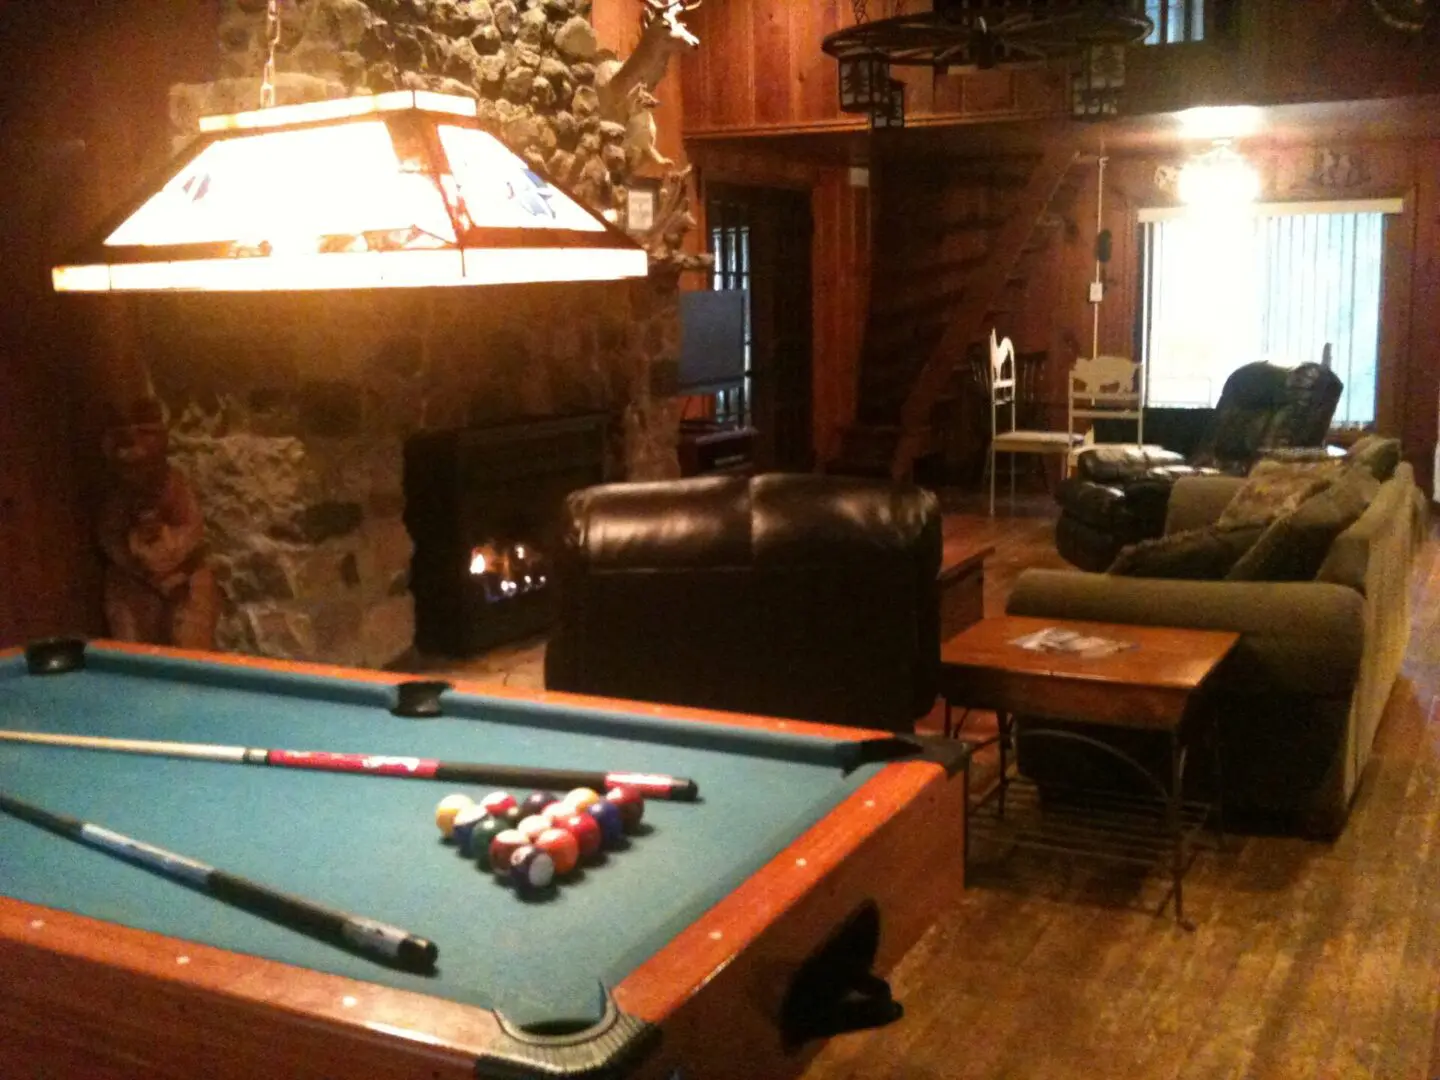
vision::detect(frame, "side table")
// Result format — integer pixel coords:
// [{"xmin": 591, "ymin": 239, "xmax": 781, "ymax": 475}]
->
[{"xmin": 940, "ymin": 615, "xmax": 1239, "ymax": 929}]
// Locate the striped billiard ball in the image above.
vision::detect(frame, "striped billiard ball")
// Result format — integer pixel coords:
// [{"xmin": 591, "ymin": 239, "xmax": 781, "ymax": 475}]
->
[
  {"xmin": 508, "ymin": 845, "xmax": 556, "ymax": 895},
  {"xmin": 451, "ymin": 805, "xmax": 489, "ymax": 851},
  {"xmin": 535, "ymin": 828, "xmax": 580, "ymax": 876},
  {"xmin": 488, "ymin": 829, "xmax": 529, "ymax": 875}
]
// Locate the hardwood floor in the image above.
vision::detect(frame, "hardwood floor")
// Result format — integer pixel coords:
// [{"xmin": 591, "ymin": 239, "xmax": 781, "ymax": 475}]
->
[{"xmin": 801, "ymin": 498, "xmax": 1440, "ymax": 1080}]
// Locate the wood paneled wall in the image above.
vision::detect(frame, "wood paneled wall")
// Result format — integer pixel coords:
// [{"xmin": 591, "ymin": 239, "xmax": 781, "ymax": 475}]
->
[
  {"xmin": 679, "ymin": 1, "xmax": 1440, "ymax": 140},
  {"xmin": 679, "ymin": 1, "xmax": 1064, "ymax": 138},
  {"xmin": 0, "ymin": 3, "xmax": 218, "ymax": 647},
  {"xmin": 1005, "ymin": 136, "xmax": 1440, "ymax": 491}
]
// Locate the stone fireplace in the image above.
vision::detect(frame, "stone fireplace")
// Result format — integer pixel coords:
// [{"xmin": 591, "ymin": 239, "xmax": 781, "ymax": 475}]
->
[{"xmin": 107, "ymin": 0, "xmax": 701, "ymax": 668}]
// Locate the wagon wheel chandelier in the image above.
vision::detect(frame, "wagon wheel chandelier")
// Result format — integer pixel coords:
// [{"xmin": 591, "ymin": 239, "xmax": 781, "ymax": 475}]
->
[{"xmin": 822, "ymin": 1, "xmax": 1153, "ymax": 126}]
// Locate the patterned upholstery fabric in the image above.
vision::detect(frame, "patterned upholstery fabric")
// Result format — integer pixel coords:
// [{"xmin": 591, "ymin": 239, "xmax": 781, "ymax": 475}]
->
[{"xmin": 1215, "ymin": 460, "xmax": 1341, "ymax": 529}]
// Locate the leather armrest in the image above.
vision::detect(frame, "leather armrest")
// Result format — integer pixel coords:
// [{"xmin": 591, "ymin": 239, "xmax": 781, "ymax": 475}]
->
[{"xmin": 1076, "ymin": 444, "xmax": 1186, "ymax": 484}]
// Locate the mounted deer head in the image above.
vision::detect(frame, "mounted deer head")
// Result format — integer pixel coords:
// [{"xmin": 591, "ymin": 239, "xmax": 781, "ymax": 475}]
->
[{"xmin": 598, "ymin": 1, "xmax": 702, "ymax": 120}]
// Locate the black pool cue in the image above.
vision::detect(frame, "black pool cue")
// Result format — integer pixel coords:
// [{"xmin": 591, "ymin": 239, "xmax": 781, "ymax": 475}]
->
[
  {"xmin": 0, "ymin": 729, "xmax": 699, "ymax": 800},
  {"xmin": 0, "ymin": 790, "xmax": 438, "ymax": 972}
]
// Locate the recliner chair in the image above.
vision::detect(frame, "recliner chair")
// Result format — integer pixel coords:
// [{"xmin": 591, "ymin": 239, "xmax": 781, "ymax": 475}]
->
[
  {"xmin": 544, "ymin": 474, "xmax": 942, "ymax": 732},
  {"xmin": 1054, "ymin": 361, "xmax": 1343, "ymax": 571}
]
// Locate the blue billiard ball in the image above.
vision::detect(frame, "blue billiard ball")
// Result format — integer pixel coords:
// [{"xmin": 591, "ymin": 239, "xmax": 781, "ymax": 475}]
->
[
  {"xmin": 587, "ymin": 799, "xmax": 626, "ymax": 849},
  {"xmin": 451, "ymin": 805, "xmax": 488, "ymax": 851}
]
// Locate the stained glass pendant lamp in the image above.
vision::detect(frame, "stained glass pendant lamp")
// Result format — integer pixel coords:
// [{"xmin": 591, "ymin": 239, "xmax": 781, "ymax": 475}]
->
[{"xmin": 51, "ymin": 90, "xmax": 649, "ymax": 293}]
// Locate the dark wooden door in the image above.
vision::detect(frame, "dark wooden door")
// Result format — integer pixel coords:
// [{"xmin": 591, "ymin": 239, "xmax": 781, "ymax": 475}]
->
[{"xmin": 706, "ymin": 185, "xmax": 814, "ymax": 472}]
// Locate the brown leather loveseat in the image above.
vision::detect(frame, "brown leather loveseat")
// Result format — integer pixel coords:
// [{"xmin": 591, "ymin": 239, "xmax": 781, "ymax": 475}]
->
[{"xmin": 544, "ymin": 474, "xmax": 942, "ymax": 732}]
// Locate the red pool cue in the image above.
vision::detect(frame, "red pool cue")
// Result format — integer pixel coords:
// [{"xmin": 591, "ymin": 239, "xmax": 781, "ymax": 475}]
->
[{"xmin": 0, "ymin": 730, "xmax": 699, "ymax": 800}]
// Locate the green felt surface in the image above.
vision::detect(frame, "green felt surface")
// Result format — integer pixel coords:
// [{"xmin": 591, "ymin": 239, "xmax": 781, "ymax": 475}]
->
[{"xmin": 0, "ymin": 649, "xmax": 878, "ymax": 1029}]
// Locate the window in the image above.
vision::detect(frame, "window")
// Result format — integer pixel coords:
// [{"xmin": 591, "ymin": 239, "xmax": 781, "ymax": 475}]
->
[
  {"xmin": 1144, "ymin": 0, "xmax": 1204, "ymax": 43},
  {"xmin": 1140, "ymin": 203, "xmax": 1397, "ymax": 427},
  {"xmin": 707, "ymin": 198, "xmax": 752, "ymax": 426}
]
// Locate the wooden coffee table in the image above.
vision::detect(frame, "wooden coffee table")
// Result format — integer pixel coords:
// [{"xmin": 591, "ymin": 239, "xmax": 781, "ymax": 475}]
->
[
  {"xmin": 937, "ymin": 535, "xmax": 995, "ymax": 640},
  {"xmin": 939, "ymin": 615, "xmax": 1239, "ymax": 928}
]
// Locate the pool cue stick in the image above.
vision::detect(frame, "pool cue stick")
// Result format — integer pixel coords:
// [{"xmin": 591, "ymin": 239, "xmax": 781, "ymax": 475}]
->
[
  {"xmin": 0, "ymin": 729, "xmax": 699, "ymax": 800},
  {"xmin": 0, "ymin": 790, "xmax": 438, "ymax": 972}
]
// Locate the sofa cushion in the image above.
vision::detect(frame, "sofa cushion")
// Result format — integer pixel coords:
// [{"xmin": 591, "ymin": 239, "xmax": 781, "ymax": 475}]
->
[
  {"xmin": 1108, "ymin": 523, "xmax": 1265, "ymax": 579},
  {"xmin": 1344, "ymin": 435, "xmax": 1402, "ymax": 481},
  {"xmin": 1227, "ymin": 468, "xmax": 1380, "ymax": 582},
  {"xmin": 1216, "ymin": 460, "xmax": 1337, "ymax": 529}
]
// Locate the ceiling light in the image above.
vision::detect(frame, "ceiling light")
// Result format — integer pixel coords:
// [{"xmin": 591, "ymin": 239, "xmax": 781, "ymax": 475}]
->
[
  {"xmin": 52, "ymin": 91, "xmax": 648, "ymax": 293},
  {"xmin": 1175, "ymin": 105, "xmax": 1264, "ymax": 140}
]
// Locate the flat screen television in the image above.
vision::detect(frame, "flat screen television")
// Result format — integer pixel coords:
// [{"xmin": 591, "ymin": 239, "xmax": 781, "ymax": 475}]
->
[{"xmin": 677, "ymin": 289, "xmax": 747, "ymax": 393}]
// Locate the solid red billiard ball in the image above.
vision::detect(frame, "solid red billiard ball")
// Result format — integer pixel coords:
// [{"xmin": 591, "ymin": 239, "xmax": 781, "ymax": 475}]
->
[
  {"xmin": 488, "ymin": 829, "xmax": 529, "ymax": 875},
  {"xmin": 562, "ymin": 811, "xmax": 603, "ymax": 860},
  {"xmin": 535, "ymin": 827, "xmax": 580, "ymax": 875},
  {"xmin": 605, "ymin": 785, "xmax": 645, "ymax": 831}
]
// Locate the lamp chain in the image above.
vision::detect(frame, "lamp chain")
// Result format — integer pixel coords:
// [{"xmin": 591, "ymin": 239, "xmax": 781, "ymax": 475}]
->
[
  {"xmin": 851, "ymin": 0, "xmax": 867, "ymax": 24},
  {"xmin": 260, "ymin": 0, "xmax": 282, "ymax": 109}
]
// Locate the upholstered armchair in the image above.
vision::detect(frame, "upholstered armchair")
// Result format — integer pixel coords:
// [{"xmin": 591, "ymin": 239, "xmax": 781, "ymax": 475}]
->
[
  {"xmin": 544, "ymin": 474, "xmax": 942, "ymax": 732},
  {"xmin": 1054, "ymin": 361, "xmax": 1343, "ymax": 570}
]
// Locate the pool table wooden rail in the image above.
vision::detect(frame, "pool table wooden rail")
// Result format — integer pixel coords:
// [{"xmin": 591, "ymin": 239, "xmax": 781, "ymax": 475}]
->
[{"xmin": 0, "ymin": 641, "xmax": 968, "ymax": 1080}]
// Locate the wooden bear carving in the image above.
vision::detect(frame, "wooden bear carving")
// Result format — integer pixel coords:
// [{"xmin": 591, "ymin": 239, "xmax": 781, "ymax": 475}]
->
[{"xmin": 97, "ymin": 398, "xmax": 219, "ymax": 649}]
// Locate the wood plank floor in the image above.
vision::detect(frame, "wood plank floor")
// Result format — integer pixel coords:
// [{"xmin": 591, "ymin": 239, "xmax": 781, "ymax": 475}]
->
[{"xmin": 800, "ymin": 495, "xmax": 1440, "ymax": 1080}]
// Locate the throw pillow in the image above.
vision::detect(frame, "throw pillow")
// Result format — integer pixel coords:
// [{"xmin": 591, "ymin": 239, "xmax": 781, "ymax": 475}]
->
[
  {"xmin": 1226, "ymin": 468, "xmax": 1381, "ymax": 582},
  {"xmin": 1215, "ymin": 460, "xmax": 1337, "ymax": 529},
  {"xmin": 1344, "ymin": 435, "xmax": 1402, "ymax": 481},
  {"xmin": 1108, "ymin": 524, "xmax": 1265, "ymax": 579}
]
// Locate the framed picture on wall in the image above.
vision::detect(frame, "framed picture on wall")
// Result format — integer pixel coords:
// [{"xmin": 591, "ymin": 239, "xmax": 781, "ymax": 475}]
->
[{"xmin": 625, "ymin": 180, "xmax": 660, "ymax": 233}]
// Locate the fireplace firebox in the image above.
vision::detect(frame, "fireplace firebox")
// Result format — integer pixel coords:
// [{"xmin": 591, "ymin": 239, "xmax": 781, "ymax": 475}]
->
[{"xmin": 404, "ymin": 414, "xmax": 610, "ymax": 656}]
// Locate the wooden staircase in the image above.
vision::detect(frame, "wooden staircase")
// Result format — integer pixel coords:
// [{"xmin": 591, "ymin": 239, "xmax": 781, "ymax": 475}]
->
[{"xmin": 831, "ymin": 141, "xmax": 1082, "ymax": 480}]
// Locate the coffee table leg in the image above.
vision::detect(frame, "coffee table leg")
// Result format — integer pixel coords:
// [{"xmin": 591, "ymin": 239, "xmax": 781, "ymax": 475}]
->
[
  {"xmin": 1169, "ymin": 729, "xmax": 1193, "ymax": 931},
  {"xmin": 997, "ymin": 711, "xmax": 1011, "ymax": 820}
]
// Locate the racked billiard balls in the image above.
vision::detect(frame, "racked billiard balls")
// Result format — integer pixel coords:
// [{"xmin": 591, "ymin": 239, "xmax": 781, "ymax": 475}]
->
[
  {"xmin": 605, "ymin": 785, "xmax": 645, "ymax": 831},
  {"xmin": 507, "ymin": 845, "xmax": 556, "ymax": 895},
  {"xmin": 535, "ymin": 827, "xmax": 580, "ymax": 876},
  {"xmin": 451, "ymin": 804, "xmax": 489, "ymax": 851},
  {"xmin": 467, "ymin": 814, "xmax": 506, "ymax": 862},
  {"xmin": 587, "ymin": 799, "xmax": 626, "ymax": 849},
  {"xmin": 480, "ymin": 791, "xmax": 518, "ymax": 820},
  {"xmin": 561, "ymin": 811, "xmax": 604, "ymax": 861},
  {"xmin": 488, "ymin": 829, "xmax": 529, "ymax": 875},
  {"xmin": 434, "ymin": 794, "xmax": 475, "ymax": 839},
  {"xmin": 517, "ymin": 815, "xmax": 552, "ymax": 842},
  {"xmin": 563, "ymin": 787, "xmax": 602, "ymax": 813},
  {"xmin": 520, "ymin": 791, "xmax": 559, "ymax": 818}
]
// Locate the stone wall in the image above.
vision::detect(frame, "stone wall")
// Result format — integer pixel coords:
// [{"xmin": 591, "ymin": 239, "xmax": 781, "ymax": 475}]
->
[{"xmin": 139, "ymin": 0, "xmax": 698, "ymax": 667}]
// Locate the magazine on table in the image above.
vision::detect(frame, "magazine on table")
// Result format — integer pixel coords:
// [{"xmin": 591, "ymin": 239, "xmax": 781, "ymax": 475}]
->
[{"xmin": 1011, "ymin": 626, "xmax": 1136, "ymax": 659}]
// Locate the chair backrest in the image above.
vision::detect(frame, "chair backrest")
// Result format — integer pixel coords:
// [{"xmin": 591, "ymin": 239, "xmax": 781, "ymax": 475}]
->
[
  {"xmin": 989, "ymin": 329, "xmax": 1018, "ymax": 437},
  {"xmin": 1070, "ymin": 354, "xmax": 1140, "ymax": 405}
]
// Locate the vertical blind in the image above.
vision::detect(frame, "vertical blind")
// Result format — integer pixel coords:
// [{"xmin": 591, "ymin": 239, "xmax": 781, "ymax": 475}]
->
[{"xmin": 1142, "ymin": 208, "xmax": 1386, "ymax": 425}]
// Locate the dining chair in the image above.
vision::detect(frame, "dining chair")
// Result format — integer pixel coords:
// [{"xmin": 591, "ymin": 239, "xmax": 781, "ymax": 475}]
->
[{"xmin": 987, "ymin": 329, "xmax": 1084, "ymax": 515}]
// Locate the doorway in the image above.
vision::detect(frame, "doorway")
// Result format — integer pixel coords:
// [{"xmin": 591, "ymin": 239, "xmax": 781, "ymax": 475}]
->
[{"xmin": 705, "ymin": 184, "xmax": 815, "ymax": 472}]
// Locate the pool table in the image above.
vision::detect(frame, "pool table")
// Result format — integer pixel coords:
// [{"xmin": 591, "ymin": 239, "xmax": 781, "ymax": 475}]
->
[{"xmin": 0, "ymin": 641, "xmax": 968, "ymax": 1080}]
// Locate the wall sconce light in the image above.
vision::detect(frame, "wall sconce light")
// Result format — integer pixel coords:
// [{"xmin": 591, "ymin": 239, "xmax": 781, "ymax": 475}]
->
[{"xmin": 1178, "ymin": 141, "xmax": 1261, "ymax": 208}]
